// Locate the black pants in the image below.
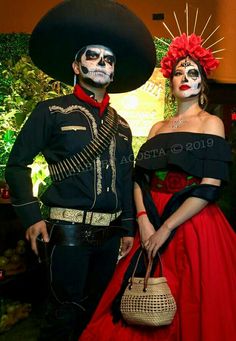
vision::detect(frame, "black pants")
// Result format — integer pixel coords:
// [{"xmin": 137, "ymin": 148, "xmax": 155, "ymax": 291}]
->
[{"xmin": 38, "ymin": 232, "xmax": 121, "ymax": 341}]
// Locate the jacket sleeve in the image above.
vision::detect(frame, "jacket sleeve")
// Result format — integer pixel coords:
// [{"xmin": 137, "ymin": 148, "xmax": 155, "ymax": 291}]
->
[
  {"xmin": 119, "ymin": 125, "xmax": 136, "ymax": 237},
  {"xmin": 5, "ymin": 101, "xmax": 54, "ymax": 229}
]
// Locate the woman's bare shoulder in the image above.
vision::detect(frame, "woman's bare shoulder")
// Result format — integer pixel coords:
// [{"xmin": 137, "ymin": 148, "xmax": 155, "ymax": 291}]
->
[
  {"xmin": 148, "ymin": 121, "xmax": 165, "ymax": 139},
  {"xmin": 202, "ymin": 112, "xmax": 225, "ymax": 138}
]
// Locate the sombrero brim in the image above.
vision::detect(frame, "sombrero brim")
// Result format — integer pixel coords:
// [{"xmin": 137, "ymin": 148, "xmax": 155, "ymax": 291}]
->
[{"xmin": 29, "ymin": 0, "xmax": 156, "ymax": 93}]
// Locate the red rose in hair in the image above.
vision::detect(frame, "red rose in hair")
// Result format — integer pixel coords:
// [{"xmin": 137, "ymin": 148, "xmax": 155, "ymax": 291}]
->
[{"xmin": 160, "ymin": 33, "xmax": 219, "ymax": 78}]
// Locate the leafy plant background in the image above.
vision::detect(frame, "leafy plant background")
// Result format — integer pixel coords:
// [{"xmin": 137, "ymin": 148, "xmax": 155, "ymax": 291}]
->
[{"xmin": 0, "ymin": 34, "xmax": 71, "ymax": 185}]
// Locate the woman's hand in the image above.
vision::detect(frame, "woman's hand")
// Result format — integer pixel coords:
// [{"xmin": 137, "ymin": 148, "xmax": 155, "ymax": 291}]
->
[
  {"xmin": 137, "ymin": 215, "xmax": 156, "ymax": 247},
  {"xmin": 144, "ymin": 223, "xmax": 172, "ymax": 259}
]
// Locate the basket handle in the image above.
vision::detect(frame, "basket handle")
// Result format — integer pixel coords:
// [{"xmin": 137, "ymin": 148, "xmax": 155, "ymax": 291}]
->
[
  {"xmin": 144, "ymin": 253, "xmax": 163, "ymax": 291},
  {"xmin": 130, "ymin": 249, "xmax": 163, "ymax": 291},
  {"xmin": 129, "ymin": 249, "xmax": 143, "ymax": 288}
]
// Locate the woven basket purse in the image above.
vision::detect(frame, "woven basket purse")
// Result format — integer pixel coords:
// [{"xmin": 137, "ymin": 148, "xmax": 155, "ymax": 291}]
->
[{"xmin": 120, "ymin": 250, "xmax": 177, "ymax": 327}]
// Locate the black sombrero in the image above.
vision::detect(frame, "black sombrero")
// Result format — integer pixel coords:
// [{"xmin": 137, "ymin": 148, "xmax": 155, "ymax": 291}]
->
[{"xmin": 29, "ymin": 0, "xmax": 156, "ymax": 93}]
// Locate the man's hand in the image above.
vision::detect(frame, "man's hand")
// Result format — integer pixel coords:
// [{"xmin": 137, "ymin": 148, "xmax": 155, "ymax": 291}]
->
[
  {"xmin": 120, "ymin": 236, "xmax": 134, "ymax": 258},
  {"xmin": 25, "ymin": 220, "xmax": 49, "ymax": 255}
]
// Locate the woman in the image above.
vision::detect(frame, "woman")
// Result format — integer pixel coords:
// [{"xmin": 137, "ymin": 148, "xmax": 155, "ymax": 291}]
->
[{"xmin": 79, "ymin": 33, "xmax": 236, "ymax": 341}]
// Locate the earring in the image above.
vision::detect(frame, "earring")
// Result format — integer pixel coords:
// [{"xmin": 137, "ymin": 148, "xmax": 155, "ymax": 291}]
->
[
  {"xmin": 73, "ymin": 74, "xmax": 77, "ymax": 86},
  {"xmin": 200, "ymin": 93, "xmax": 204, "ymax": 105}
]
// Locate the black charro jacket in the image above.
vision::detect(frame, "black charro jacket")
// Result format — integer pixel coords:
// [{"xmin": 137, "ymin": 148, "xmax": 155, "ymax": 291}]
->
[{"xmin": 5, "ymin": 93, "xmax": 135, "ymax": 235}]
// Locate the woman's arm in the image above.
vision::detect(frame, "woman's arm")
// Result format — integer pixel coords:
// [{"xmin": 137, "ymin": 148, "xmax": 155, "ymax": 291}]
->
[
  {"xmin": 134, "ymin": 121, "xmax": 166, "ymax": 244},
  {"xmin": 134, "ymin": 182, "xmax": 156, "ymax": 245}
]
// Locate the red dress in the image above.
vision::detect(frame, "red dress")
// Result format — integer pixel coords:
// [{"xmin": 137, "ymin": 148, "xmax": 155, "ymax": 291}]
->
[{"xmin": 80, "ymin": 133, "xmax": 236, "ymax": 341}]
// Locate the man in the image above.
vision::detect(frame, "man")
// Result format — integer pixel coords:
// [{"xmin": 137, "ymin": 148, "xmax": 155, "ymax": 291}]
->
[{"xmin": 5, "ymin": 0, "xmax": 156, "ymax": 339}]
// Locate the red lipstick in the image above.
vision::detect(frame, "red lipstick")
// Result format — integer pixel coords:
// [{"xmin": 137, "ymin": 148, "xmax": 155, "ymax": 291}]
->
[{"xmin": 180, "ymin": 85, "xmax": 190, "ymax": 90}]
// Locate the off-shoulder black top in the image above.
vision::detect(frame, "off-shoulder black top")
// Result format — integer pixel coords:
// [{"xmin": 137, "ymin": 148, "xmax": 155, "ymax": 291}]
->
[{"xmin": 135, "ymin": 132, "xmax": 231, "ymax": 182}]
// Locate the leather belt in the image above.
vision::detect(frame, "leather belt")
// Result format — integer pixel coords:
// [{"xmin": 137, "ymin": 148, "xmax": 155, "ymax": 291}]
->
[
  {"xmin": 37, "ymin": 221, "xmax": 122, "ymax": 249},
  {"xmin": 50, "ymin": 207, "xmax": 122, "ymax": 226}
]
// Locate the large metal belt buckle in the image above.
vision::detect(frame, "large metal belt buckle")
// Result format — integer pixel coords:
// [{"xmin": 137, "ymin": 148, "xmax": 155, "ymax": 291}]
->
[
  {"xmin": 62, "ymin": 209, "xmax": 83, "ymax": 223},
  {"xmin": 88, "ymin": 212, "xmax": 111, "ymax": 226}
]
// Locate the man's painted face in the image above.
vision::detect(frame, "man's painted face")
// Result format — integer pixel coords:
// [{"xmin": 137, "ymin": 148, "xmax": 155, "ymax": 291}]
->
[
  {"xmin": 172, "ymin": 57, "xmax": 202, "ymax": 99},
  {"xmin": 77, "ymin": 45, "xmax": 115, "ymax": 88}
]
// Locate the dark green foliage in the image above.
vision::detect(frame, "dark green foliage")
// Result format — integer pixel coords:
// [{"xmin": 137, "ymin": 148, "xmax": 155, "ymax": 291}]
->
[
  {"xmin": 0, "ymin": 33, "xmax": 71, "ymax": 180},
  {"xmin": 154, "ymin": 36, "xmax": 170, "ymax": 68},
  {"xmin": 154, "ymin": 37, "xmax": 177, "ymax": 119},
  {"xmin": 0, "ymin": 33, "xmax": 30, "ymax": 65}
]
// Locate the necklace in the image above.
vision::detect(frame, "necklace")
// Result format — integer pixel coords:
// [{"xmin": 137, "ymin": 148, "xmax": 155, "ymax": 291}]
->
[
  {"xmin": 170, "ymin": 118, "xmax": 188, "ymax": 129},
  {"xmin": 170, "ymin": 109, "xmax": 203, "ymax": 129}
]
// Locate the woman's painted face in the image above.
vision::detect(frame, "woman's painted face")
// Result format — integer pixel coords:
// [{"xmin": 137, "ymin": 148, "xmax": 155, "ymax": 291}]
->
[{"xmin": 172, "ymin": 57, "xmax": 202, "ymax": 99}]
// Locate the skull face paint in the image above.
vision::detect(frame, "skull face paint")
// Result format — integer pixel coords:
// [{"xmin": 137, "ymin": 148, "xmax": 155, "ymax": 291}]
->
[
  {"xmin": 76, "ymin": 45, "xmax": 116, "ymax": 88},
  {"xmin": 172, "ymin": 57, "xmax": 202, "ymax": 99}
]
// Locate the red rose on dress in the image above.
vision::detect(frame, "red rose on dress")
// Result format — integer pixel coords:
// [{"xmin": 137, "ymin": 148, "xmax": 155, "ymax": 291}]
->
[{"xmin": 165, "ymin": 172, "xmax": 188, "ymax": 193}]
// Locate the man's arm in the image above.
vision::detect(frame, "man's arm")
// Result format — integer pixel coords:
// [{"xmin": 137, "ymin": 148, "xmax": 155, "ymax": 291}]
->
[{"xmin": 5, "ymin": 102, "xmax": 53, "ymax": 228}]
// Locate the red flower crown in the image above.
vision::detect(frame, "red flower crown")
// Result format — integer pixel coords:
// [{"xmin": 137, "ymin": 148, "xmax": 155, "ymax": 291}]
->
[{"xmin": 160, "ymin": 33, "xmax": 219, "ymax": 78}]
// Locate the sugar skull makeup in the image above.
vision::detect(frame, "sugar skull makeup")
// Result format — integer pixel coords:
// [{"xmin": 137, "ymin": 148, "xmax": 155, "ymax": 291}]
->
[
  {"xmin": 75, "ymin": 45, "xmax": 116, "ymax": 88},
  {"xmin": 172, "ymin": 57, "xmax": 202, "ymax": 99}
]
